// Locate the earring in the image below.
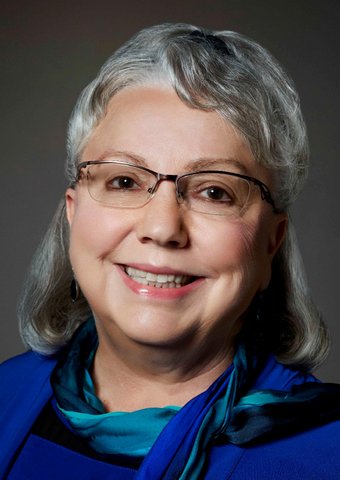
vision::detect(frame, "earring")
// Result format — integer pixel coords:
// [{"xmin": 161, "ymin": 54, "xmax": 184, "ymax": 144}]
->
[{"xmin": 70, "ymin": 278, "xmax": 80, "ymax": 303}]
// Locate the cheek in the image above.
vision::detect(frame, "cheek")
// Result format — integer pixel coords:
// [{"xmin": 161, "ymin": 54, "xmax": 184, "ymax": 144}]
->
[
  {"xmin": 224, "ymin": 216, "xmax": 273, "ymax": 291},
  {"xmin": 68, "ymin": 203, "xmax": 132, "ymax": 267},
  {"xmin": 198, "ymin": 214, "xmax": 274, "ymax": 297},
  {"xmin": 196, "ymin": 217, "xmax": 264, "ymax": 274}
]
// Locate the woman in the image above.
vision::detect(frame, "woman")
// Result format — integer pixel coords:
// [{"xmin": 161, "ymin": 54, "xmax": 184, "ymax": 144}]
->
[{"xmin": 1, "ymin": 23, "xmax": 339, "ymax": 479}]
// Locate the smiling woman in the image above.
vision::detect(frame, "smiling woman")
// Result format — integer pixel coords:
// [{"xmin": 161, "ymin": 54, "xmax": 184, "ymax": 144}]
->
[
  {"xmin": 65, "ymin": 87, "xmax": 281, "ymax": 369},
  {"xmin": 1, "ymin": 23, "xmax": 340, "ymax": 480}
]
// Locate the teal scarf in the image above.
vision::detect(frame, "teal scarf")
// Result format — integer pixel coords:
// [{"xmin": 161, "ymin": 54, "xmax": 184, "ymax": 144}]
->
[
  {"xmin": 58, "ymin": 347, "xmax": 180, "ymax": 456},
  {"xmin": 51, "ymin": 319, "xmax": 340, "ymax": 479}
]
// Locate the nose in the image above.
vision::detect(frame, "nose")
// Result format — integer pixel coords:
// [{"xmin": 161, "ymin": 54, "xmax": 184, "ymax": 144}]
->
[{"xmin": 135, "ymin": 182, "xmax": 189, "ymax": 248}]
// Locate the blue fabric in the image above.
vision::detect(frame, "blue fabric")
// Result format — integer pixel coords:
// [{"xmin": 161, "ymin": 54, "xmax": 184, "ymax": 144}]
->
[
  {"xmin": 1, "ymin": 351, "xmax": 340, "ymax": 478},
  {"xmin": 58, "ymin": 403, "xmax": 180, "ymax": 457},
  {"xmin": 6, "ymin": 434, "xmax": 137, "ymax": 480},
  {"xmin": 205, "ymin": 420, "xmax": 340, "ymax": 479},
  {"xmin": 0, "ymin": 352, "xmax": 57, "ymax": 479},
  {"xmin": 6, "ymin": 419, "xmax": 340, "ymax": 479},
  {"xmin": 51, "ymin": 319, "xmax": 340, "ymax": 479}
]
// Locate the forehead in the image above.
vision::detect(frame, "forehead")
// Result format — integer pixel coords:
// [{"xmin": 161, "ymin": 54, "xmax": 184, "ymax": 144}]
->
[{"xmin": 82, "ymin": 86, "xmax": 270, "ymax": 180}]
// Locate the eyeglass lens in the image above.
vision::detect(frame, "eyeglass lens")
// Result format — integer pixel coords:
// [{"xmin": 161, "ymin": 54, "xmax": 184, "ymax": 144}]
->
[{"xmin": 84, "ymin": 162, "xmax": 254, "ymax": 216}]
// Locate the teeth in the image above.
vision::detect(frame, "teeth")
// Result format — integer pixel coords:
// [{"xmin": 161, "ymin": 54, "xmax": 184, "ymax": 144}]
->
[
  {"xmin": 146, "ymin": 272, "xmax": 157, "ymax": 281},
  {"xmin": 125, "ymin": 266, "xmax": 192, "ymax": 288}
]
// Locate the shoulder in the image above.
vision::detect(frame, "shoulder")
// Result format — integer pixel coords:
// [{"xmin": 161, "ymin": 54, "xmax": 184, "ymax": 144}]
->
[
  {"xmin": 236, "ymin": 420, "xmax": 340, "ymax": 478},
  {"xmin": 207, "ymin": 420, "xmax": 340, "ymax": 479},
  {"xmin": 0, "ymin": 350, "xmax": 56, "ymax": 373},
  {"xmin": 220, "ymin": 357, "xmax": 340, "ymax": 478},
  {"xmin": 0, "ymin": 350, "xmax": 57, "ymax": 381},
  {"xmin": 253, "ymin": 355, "xmax": 319, "ymax": 390},
  {"xmin": 0, "ymin": 351, "xmax": 57, "ymax": 406},
  {"xmin": 0, "ymin": 352, "xmax": 58, "ymax": 476}
]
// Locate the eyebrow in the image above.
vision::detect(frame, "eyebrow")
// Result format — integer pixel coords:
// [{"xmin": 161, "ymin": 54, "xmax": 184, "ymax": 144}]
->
[
  {"xmin": 96, "ymin": 150, "xmax": 148, "ymax": 166},
  {"xmin": 95, "ymin": 149, "xmax": 250, "ymax": 175},
  {"xmin": 182, "ymin": 157, "xmax": 250, "ymax": 175}
]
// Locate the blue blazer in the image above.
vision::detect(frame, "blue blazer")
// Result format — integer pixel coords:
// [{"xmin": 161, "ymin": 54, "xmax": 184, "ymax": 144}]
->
[{"xmin": 1, "ymin": 351, "xmax": 340, "ymax": 479}]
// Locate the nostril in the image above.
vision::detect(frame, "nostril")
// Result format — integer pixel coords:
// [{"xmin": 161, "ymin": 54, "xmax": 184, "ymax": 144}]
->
[{"xmin": 166, "ymin": 239, "xmax": 185, "ymax": 249}]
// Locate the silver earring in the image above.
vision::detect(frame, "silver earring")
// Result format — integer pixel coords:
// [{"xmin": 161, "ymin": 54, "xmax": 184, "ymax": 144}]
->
[{"xmin": 70, "ymin": 278, "xmax": 80, "ymax": 303}]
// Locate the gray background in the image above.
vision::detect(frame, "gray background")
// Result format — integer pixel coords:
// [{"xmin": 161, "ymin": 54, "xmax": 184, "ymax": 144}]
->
[{"xmin": 1, "ymin": 0, "xmax": 339, "ymax": 381}]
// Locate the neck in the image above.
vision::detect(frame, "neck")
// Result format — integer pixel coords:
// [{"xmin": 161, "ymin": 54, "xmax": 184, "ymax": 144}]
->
[{"xmin": 92, "ymin": 327, "xmax": 234, "ymax": 412}]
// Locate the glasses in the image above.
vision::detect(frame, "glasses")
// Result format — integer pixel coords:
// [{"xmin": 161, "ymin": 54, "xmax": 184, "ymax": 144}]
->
[{"xmin": 74, "ymin": 160, "xmax": 276, "ymax": 216}]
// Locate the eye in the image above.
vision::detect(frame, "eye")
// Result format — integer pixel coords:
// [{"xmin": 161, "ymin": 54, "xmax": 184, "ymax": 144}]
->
[
  {"xmin": 107, "ymin": 175, "xmax": 140, "ymax": 190},
  {"xmin": 180, "ymin": 174, "xmax": 241, "ymax": 208},
  {"xmin": 201, "ymin": 186, "xmax": 233, "ymax": 202}
]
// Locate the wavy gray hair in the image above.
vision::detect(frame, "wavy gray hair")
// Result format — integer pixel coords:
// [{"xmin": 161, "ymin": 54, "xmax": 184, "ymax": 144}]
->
[{"xmin": 18, "ymin": 23, "xmax": 329, "ymax": 371}]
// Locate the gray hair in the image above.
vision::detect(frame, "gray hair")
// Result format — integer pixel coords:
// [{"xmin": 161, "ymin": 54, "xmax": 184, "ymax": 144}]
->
[{"xmin": 18, "ymin": 23, "xmax": 329, "ymax": 371}]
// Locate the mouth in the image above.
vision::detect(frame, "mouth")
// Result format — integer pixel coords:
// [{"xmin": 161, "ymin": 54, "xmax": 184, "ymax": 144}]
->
[{"xmin": 123, "ymin": 265, "xmax": 197, "ymax": 289}]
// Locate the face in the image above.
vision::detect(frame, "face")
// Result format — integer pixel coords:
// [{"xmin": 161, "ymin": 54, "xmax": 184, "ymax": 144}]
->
[{"xmin": 66, "ymin": 87, "xmax": 286, "ymax": 360}]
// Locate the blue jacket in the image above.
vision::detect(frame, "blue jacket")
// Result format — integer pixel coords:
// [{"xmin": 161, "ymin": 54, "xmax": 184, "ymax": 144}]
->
[{"xmin": 1, "ymin": 351, "xmax": 340, "ymax": 479}]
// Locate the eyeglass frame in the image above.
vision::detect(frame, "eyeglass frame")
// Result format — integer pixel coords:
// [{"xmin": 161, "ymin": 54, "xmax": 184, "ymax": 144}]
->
[{"xmin": 72, "ymin": 160, "xmax": 277, "ymax": 213}]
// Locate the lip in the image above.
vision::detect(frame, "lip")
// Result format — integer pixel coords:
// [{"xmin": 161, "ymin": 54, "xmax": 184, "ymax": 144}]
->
[{"xmin": 116, "ymin": 264, "xmax": 205, "ymax": 299}]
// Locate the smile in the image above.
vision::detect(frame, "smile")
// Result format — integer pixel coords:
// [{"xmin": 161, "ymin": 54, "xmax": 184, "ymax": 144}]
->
[{"xmin": 124, "ymin": 266, "xmax": 193, "ymax": 288}]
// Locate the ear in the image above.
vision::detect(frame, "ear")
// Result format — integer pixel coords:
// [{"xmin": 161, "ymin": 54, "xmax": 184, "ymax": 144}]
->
[
  {"xmin": 65, "ymin": 187, "xmax": 77, "ymax": 227},
  {"xmin": 267, "ymin": 212, "xmax": 288, "ymax": 259}
]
